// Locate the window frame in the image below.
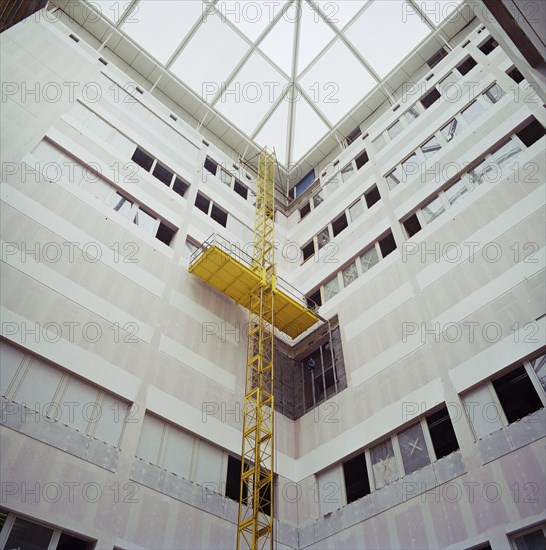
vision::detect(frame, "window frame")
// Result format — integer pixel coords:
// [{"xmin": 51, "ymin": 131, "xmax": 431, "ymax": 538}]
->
[
  {"xmin": 510, "ymin": 524, "xmax": 546, "ymax": 550},
  {"xmin": 463, "ymin": 358, "xmax": 546, "ymax": 441},
  {"xmin": 0, "ymin": 512, "xmax": 92, "ymax": 550}
]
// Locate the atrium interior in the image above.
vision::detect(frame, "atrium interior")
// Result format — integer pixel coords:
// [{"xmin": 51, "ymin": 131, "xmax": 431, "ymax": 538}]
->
[{"xmin": 0, "ymin": 1, "xmax": 545, "ymax": 548}]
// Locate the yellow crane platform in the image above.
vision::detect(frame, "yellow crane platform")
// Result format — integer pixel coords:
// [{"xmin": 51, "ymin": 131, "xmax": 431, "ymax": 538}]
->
[{"xmin": 188, "ymin": 235, "xmax": 318, "ymax": 339}]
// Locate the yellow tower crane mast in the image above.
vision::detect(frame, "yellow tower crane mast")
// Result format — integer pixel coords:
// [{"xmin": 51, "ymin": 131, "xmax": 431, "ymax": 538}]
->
[
  {"xmin": 237, "ymin": 148, "xmax": 276, "ymax": 550},
  {"xmin": 188, "ymin": 148, "xmax": 319, "ymax": 549}
]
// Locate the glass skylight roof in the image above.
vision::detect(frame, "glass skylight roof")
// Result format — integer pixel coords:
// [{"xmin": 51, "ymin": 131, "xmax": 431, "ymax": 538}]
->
[{"xmin": 100, "ymin": 0, "xmax": 464, "ymax": 167}]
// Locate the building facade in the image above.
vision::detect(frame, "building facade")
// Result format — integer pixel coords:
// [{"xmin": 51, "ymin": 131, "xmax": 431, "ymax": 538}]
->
[{"xmin": 1, "ymin": 1, "xmax": 545, "ymax": 549}]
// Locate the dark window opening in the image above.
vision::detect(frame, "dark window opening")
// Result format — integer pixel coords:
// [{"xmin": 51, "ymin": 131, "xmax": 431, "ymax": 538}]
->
[
  {"xmin": 379, "ymin": 232, "xmax": 397, "ymax": 257},
  {"xmin": 420, "ymin": 88, "xmax": 441, "ymax": 110},
  {"xmin": 195, "ymin": 193, "xmax": 210, "ymax": 214},
  {"xmin": 69, "ymin": 34, "xmax": 80, "ymax": 42},
  {"xmin": 57, "ymin": 533, "xmax": 90, "ymax": 550},
  {"xmin": 299, "ymin": 202, "xmax": 311, "ymax": 219},
  {"xmin": 135, "ymin": 87, "xmax": 144, "ymax": 94},
  {"xmin": 426, "ymin": 47, "xmax": 448, "ymax": 69},
  {"xmin": 513, "ymin": 529, "xmax": 546, "ymax": 550},
  {"xmin": 156, "ymin": 223, "xmax": 176, "ymax": 246},
  {"xmin": 302, "ymin": 241, "xmax": 315, "ymax": 262},
  {"xmin": 99, "ymin": 57, "xmax": 108, "ymax": 65},
  {"xmin": 173, "ymin": 177, "xmax": 189, "ymax": 197},
  {"xmin": 507, "ymin": 67, "xmax": 524, "ymax": 83},
  {"xmin": 355, "ymin": 151, "xmax": 369, "ymax": 170},
  {"xmin": 493, "ymin": 366, "xmax": 543, "ymax": 424},
  {"xmin": 170, "ymin": 114, "xmax": 177, "ymax": 121},
  {"xmin": 132, "ymin": 148, "xmax": 154, "ymax": 172},
  {"xmin": 479, "ymin": 36, "xmax": 498, "ymax": 55},
  {"xmin": 226, "ymin": 455, "xmax": 247, "ymax": 502},
  {"xmin": 365, "ymin": 185, "xmax": 380, "ymax": 208},
  {"xmin": 456, "ymin": 56, "xmax": 477, "ymax": 76},
  {"xmin": 347, "ymin": 126, "xmax": 362, "ymax": 145},
  {"xmin": 516, "ymin": 118, "xmax": 546, "ymax": 147},
  {"xmin": 204, "ymin": 157, "xmax": 218, "ymax": 176},
  {"xmin": 153, "ymin": 163, "xmax": 174, "ymax": 186},
  {"xmin": 343, "ymin": 453, "xmax": 371, "ymax": 503},
  {"xmin": 211, "ymin": 204, "xmax": 228, "ymax": 227},
  {"xmin": 426, "ymin": 406, "xmax": 460, "ymax": 459},
  {"xmin": 403, "ymin": 213, "xmax": 422, "ymax": 237},
  {"xmin": 4, "ymin": 517, "xmax": 54, "ymax": 549},
  {"xmin": 234, "ymin": 179, "xmax": 248, "ymax": 199},
  {"xmin": 332, "ymin": 213, "xmax": 348, "ymax": 237},
  {"xmin": 307, "ymin": 289, "xmax": 322, "ymax": 309}
]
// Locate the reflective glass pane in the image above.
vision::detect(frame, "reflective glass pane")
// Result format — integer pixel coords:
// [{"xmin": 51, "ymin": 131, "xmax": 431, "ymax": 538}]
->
[
  {"xmin": 346, "ymin": 0, "xmax": 430, "ymax": 78},
  {"xmin": 0, "ymin": 342, "xmax": 24, "ymax": 397},
  {"xmin": 170, "ymin": 13, "xmax": 250, "ymax": 99},
  {"xmin": 219, "ymin": 169, "xmax": 232, "ymax": 186},
  {"xmin": 441, "ymin": 118, "xmax": 461, "ymax": 142},
  {"xmin": 314, "ymin": 0, "xmax": 369, "ymax": 29},
  {"xmin": 374, "ymin": 134, "xmax": 387, "ymax": 152},
  {"xmin": 387, "ymin": 120, "xmax": 403, "ymax": 139},
  {"xmin": 324, "ymin": 178, "xmax": 339, "ymax": 197},
  {"xmin": 360, "ymin": 247, "xmax": 379, "ymax": 273},
  {"xmin": 299, "ymin": 39, "xmax": 376, "ymax": 125},
  {"xmin": 323, "ymin": 277, "xmax": 339, "ymax": 302},
  {"xmin": 421, "ymin": 195, "xmax": 445, "ymax": 224},
  {"xmin": 134, "ymin": 208, "xmax": 157, "ymax": 236},
  {"xmin": 421, "ymin": 136, "xmax": 441, "ymax": 159},
  {"xmin": 398, "ymin": 422, "xmax": 431, "ymax": 475},
  {"xmin": 216, "ymin": 51, "xmax": 287, "ymax": 136},
  {"xmin": 341, "ymin": 164, "xmax": 355, "ymax": 182},
  {"xmin": 468, "ymin": 159, "xmax": 495, "ymax": 186},
  {"xmin": 438, "ymin": 71, "xmax": 459, "ymax": 96},
  {"xmin": 219, "ymin": 0, "xmax": 288, "ymax": 41},
  {"xmin": 186, "ymin": 240, "xmax": 199, "ymax": 255},
  {"xmin": 371, "ymin": 438, "xmax": 399, "ymax": 489},
  {"xmin": 483, "ymin": 83, "xmax": 506, "ymax": 104},
  {"xmin": 82, "ymin": 175, "xmax": 113, "ymax": 203},
  {"xmin": 349, "ymin": 200, "xmax": 364, "ymax": 222},
  {"xmin": 490, "ymin": 139, "xmax": 522, "ymax": 170},
  {"xmin": 93, "ymin": 394, "xmax": 127, "ymax": 447},
  {"xmin": 444, "ymin": 179, "xmax": 468, "ymax": 205},
  {"xmin": 386, "ymin": 166, "xmax": 403, "ymax": 189},
  {"xmin": 316, "ymin": 228, "xmax": 330, "ymax": 249},
  {"xmin": 462, "ymin": 101, "xmax": 485, "ymax": 124},
  {"xmin": 108, "ymin": 193, "xmax": 134, "ymax": 218},
  {"xmin": 297, "ymin": 1, "xmax": 336, "ymax": 73},
  {"xmin": 15, "ymin": 359, "xmax": 62, "ymax": 412},
  {"xmin": 401, "ymin": 153, "xmax": 419, "ymax": 179},
  {"xmin": 530, "ymin": 354, "xmax": 546, "ymax": 391},
  {"xmin": 405, "ymin": 105, "xmax": 422, "ymax": 123},
  {"xmin": 313, "ymin": 191, "xmax": 324, "ymax": 208},
  {"xmin": 342, "ymin": 262, "xmax": 358, "ymax": 287}
]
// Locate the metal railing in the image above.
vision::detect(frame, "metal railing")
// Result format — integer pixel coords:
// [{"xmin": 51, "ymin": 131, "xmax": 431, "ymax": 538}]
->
[{"xmin": 189, "ymin": 233, "xmax": 318, "ymax": 313}]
